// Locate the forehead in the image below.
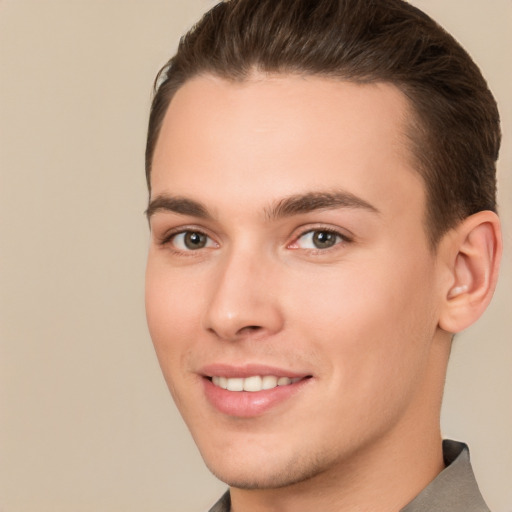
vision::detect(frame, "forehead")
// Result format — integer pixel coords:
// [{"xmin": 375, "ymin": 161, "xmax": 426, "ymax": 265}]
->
[{"xmin": 151, "ymin": 74, "xmax": 424, "ymax": 222}]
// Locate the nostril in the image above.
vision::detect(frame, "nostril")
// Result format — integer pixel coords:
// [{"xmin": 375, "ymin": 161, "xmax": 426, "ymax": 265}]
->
[
  {"xmin": 236, "ymin": 325, "xmax": 263, "ymax": 337},
  {"xmin": 242, "ymin": 325, "xmax": 263, "ymax": 334}
]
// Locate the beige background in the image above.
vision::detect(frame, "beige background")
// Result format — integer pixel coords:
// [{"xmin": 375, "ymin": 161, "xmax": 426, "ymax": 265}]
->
[{"xmin": 0, "ymin": 1, "xmax": 510, "ymax": 511}]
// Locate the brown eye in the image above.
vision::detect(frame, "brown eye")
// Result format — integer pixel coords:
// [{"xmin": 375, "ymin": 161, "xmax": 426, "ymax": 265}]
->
[
  {"xmin": 294, "ymin": 229, "xmax": 344, "ymax": 250},
  {"xmin": 184, "ymin": 232, "xmax": 207, "ymax": 249},
  {"xmin": 312, "ymin": 231, "xmax": 338, "ymax": 249},
  {"xmin": 171, "ymin": 231, "xmax": 215, "ymax": 251}
]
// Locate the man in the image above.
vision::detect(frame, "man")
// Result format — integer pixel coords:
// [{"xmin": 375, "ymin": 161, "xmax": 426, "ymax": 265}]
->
[{"xmin": 144, "ymin": 0, "xmax": 502, "ymax": 510}]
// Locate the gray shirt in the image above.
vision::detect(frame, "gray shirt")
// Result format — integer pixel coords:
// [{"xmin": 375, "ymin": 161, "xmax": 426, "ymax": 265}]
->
[{"xmin": 208, "ymin": 440, "xmax": 490, "ymax": 512}]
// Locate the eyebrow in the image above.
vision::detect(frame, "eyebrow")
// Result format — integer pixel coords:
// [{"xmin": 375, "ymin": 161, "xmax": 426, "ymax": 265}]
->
[
  {"xmin": 265, "ymin": 191, "xmax": 380, "ymax": 219},
  {"xmin": 145, "ymin": 195, "xmax": 212, "ymax": 220},
  {"xmin": 145, "ymin": 190, "xmax": 379, "ymax": 221}
]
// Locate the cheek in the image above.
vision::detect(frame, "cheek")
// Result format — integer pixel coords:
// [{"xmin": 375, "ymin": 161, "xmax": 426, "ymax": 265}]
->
[
  {"xmin": 145, "ymin": 260, "xmax": 202, "ymax": 368},
  {"xmin": 145, "ymin": 262, "xmax": 208, "ymax": 417},
  {"xmin": 285, "ymin": 260, "xmax": 438, "ymax": 444},
  {"xmin": 287, "ymin": 252, "xmax": 438, "ymax": 383}
]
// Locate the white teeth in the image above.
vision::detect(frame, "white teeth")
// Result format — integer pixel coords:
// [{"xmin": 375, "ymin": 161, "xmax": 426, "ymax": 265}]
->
[
  {"xmin": 211, "ymin": 375, "xmax": 302, "ymax": 392},
  {"xmin": 261, "ymin": 375, "xmax": 278, "ymax": 390},
  {"xmin": 226, "ymin": 377, "xmax": 244, "ymax": 391},
  {"xmin": 212, "ymin": 376, "xmax": 229, "ymax": 389},
  {"xmin": 243, "ymin": 376, "xmax": 262, "ymax": 392}
]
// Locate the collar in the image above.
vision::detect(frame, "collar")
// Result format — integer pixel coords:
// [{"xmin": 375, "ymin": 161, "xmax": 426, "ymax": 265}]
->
[{"xmin": 400, "ymin": 440, "xmax": 489, "ymax": 512}]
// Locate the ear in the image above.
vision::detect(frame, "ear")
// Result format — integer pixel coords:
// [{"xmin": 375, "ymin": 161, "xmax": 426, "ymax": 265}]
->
[{"xmin": 438, "ymin": 211, "xmax": 502, "ymax": 334}]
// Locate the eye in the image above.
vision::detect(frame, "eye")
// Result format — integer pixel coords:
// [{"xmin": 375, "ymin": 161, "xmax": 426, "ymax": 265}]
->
[
  {"xmin": 293, "ymin": 229, "xmax": 345, "ymax": 250},
  {"xmin": 171, "ymin": 231, "xmax": 216, "ymax": 251}
]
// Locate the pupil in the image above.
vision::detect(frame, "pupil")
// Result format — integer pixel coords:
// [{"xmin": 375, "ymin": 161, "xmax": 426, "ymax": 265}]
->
[
  {"xmin": 185, "ymin": 232, "xmax": 206, "ymax": 249},
  {"xmin": 313, "ymin": 231, "xmax": 336, "ymax": 249}
]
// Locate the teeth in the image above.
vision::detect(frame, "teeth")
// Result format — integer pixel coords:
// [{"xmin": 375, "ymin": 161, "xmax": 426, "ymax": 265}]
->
[
  {"xmin": 262, "ymin": 375, "xmax": 278, "ymax": 389},
  {"xmin": 226, "ymin": 377, "xmax": 244, "ymax": 391},
  {"xmin": 211, "ymin": 375, "xmax": 302, "ymax": 392},
  {"xmin": 243, "ymin": 376, "xmax": 262, "ymax": 391}
]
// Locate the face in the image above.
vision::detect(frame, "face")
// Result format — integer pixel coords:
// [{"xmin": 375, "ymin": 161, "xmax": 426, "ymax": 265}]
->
[{"xmin": 146, "ymin": 74, "xmax": 447, "ymax": 489}]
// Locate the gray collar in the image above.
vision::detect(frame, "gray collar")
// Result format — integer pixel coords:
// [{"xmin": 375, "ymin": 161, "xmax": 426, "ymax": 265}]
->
[{"xmin": 400, "ymin": 440, "xmax": 489, "ymax": 512}]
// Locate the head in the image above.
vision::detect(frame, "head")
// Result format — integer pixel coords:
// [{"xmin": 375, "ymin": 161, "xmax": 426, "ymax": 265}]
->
[{"xmin": 144, "ymin": 0, "xmax": 502, "ymax": 498}]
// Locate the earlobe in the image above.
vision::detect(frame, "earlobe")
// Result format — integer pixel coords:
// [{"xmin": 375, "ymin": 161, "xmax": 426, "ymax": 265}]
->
[{"xmin": 438, "ymin": 211, "xmax": 502, "ymax": 334}]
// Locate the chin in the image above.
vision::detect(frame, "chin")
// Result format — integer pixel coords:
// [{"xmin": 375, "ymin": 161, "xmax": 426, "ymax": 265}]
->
[{"xmin": 201, "ymin": 446, "xmax": 332, "ymax": 490}]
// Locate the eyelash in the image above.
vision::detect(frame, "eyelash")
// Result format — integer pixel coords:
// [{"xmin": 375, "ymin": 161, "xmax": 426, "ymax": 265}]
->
[{"xmin": 158, "ymin": 226, "xmax": 352, "ymax": 253}]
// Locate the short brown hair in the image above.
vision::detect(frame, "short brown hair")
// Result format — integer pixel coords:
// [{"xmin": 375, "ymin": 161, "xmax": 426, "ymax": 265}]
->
[{"xmin": 145, "ymin": 0, "xmax": 501, "ymax": 245}]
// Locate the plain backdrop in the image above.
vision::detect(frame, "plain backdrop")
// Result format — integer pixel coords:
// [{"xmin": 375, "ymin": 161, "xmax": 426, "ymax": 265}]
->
[{"xmin": 0, "ymin": 1, "xmax": 511, "ymax": 511}]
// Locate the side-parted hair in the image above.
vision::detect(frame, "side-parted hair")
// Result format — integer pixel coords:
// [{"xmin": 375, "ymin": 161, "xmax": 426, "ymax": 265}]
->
[{"xmin": 145, "ymin": 0, "xmax": 500, "ymax": 245}]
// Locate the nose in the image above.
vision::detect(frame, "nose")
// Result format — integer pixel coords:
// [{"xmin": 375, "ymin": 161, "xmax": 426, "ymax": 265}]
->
[{"xmin": 202, "ymin": 247, "xmax": 284, "ymax": 342}]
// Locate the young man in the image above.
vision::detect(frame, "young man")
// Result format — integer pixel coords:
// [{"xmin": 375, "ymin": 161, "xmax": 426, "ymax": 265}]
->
[{"xmin": 144, "ymin": 0, "xmax": 502, "ymax": 510}]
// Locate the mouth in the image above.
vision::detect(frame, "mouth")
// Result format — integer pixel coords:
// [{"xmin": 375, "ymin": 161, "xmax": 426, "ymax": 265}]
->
[
  {"xmin": 208, "ymin": 375, "xmax": 308, "ymax": 392},
  {"xmin": 201, "ymin": 368, "xmax": 313, "ymax": 417}
]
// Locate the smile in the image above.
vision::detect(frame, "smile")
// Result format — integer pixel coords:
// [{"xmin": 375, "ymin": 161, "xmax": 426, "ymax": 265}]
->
[
  {"xmin": 203, "ymin": 373, "xmax": 312, "ymax": 417},
  {"xmin": 210, "ymin": 375, "xmax": 303, "ymax": 392}
]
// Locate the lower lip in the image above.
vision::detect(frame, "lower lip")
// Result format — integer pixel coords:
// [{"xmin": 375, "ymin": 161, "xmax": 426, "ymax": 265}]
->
[{"xmin": 203, "ymin": 378, "xmax": 310, "ymax": 417}]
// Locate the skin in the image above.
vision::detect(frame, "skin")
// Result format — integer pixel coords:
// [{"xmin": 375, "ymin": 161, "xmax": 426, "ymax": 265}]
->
[{"xmin": 145, "ymin": 74, "xmax": 495, "ymax": 512}]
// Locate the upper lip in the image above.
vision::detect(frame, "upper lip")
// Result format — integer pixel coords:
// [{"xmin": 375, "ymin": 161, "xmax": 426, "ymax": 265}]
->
[{"xmin": 199, "ymin": 363, "xmax": 311, "ymax": 379}]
